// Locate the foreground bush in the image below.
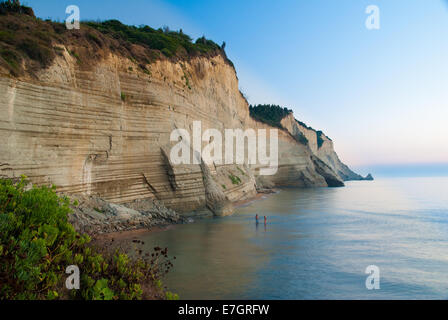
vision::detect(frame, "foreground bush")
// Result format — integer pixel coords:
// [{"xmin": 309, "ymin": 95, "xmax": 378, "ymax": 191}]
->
[{"xmin": 0, "ymin": 176, "xmax": 175, "ymax": 300}]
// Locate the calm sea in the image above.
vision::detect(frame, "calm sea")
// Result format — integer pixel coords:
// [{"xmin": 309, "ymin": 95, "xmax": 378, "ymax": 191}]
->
[{"xmin": 130, "ymin": 177, "xmax": 448, "ymax": 299}]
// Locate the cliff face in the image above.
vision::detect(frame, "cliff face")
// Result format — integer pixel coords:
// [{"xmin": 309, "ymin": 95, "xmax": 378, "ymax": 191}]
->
[
  {"xmin": 0, "ymin": 39, "xmax": 357, "ymax": 215},
  {"xmin": 280, "ymin": 114, "xmax": 369, "ymax": 181}
]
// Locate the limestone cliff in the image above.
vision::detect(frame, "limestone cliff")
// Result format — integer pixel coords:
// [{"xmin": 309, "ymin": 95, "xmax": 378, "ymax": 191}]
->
[
  {"xmin": 0, "ymin": 13, "xmax": 365, "ymax": 218},
  {"xmin": 280, "ymin": 114, "xmax": 371, "ymax": 181}
]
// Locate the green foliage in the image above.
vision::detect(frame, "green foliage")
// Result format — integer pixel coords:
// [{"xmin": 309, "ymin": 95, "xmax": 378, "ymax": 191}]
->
[
  {"xmin": 86, "ymin": 32, "xmax": 103, "ymax": 48},
  {"xmin": 180, "ymin": 63, "xmax": 192, "ymax": 89},
  {"xmin": 0, "ymin": 176, "xmax": 175, "ymax": 300},
  {"xmin": 228, "ymin": 174, "xmax": 241, "ymax": 185},
  {"xmin": 18, "ymin": 38, "xmax": 53, "ymax": 67},
  {"xmin": 316, "ymin": 131, "xmax": 326, "ymax": 148},
  {"xmin": 296, "ymin": 119, "xmax": 315, "ymax": 131},
  {"xmin": 69, "ymin": 50, "xmax": 81, "ymax": 64},
  {"xmin": 249, "ymin": 104, "xmax": 315, "ymax": 146},
  {"xmin": 236, "ymin": 166, "xmax": 246, "ymax": 176},
  {"xmin": 248, "ymin": 104, "xmax": 293, "ymax": 128},
  {"xmin": 85, "ymin": 20, "xmax": 222, "ymax": 59},
  {"xmin": 195, "ymin": 36, "xmax": 221, "ymax": 53},
  {"xmin": 0, "ymin": 48, "xmax": 20, "ymax": 73},
  {"xmin": 140, "ymin": 64, "xmax": 151, "ymax": 76},
  {"xmin": 0, "ymin": 30, "xmax": 14, "ymax": 43},
  {"xmin": 93, "ymin": 207, "xmax": 103, "ymax": 214},
  {"xmin": 0, "ymin": 1, "xmax": 232, "ymax": 76},
  {"xmin": 0, "ymin": 1, "xmax": 55, "ymax": 71},
  {"xmin": 165, "ymin": 291, "xmax": 179, "ymax": 300},
  {"xmin": 295, "ymin": 120, "xmax": 331, "ymax": 147},
  {"xmin": 91, "ymin": 279, "xmax": 114, "ymax": 300},
  {"xmin": 221, "ymin": 184, "xmax": 226, "ymax": 190},
  {"xmin": 0, "ymin": 0, "xmax": 34, "ymax": 16},
  {"xmin": 120, "ymin": 92, "xmax": 126, "ymax": 101}
]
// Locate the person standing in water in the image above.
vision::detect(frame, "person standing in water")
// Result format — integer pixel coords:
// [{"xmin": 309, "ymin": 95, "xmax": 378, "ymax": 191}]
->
[{"xmin": 255, "ymin": 214, "xmax": 259, "ymax": 223}]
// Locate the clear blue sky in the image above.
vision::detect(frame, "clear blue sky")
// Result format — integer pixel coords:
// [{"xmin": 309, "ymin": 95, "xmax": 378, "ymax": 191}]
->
[{"xmin": 24, "ymin": 0, "xmax": 448, "ymax": 171}]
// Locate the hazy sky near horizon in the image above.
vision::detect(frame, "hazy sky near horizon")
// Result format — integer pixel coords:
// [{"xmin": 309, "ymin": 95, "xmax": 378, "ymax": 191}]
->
[{"xmin": 25, "ymin": 0, "xmax": 448, "ymax": 168}]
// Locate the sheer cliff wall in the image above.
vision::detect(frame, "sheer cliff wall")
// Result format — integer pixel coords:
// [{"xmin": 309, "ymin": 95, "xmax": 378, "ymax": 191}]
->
[{"xmin": 0, "ymin": 48, "xmax": 344, "ymax": 214}]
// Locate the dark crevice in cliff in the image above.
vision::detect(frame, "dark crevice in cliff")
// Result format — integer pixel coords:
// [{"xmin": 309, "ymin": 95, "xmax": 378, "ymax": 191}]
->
[{"xmin": 311, "ymin": 155, "xmax": 345, "ymax": 187}]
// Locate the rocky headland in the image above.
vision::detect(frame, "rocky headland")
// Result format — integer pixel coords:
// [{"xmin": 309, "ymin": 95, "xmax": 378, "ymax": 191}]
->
[{"xmin": 0, "ymin": 10, "xmax": 372, "ymax": 234}]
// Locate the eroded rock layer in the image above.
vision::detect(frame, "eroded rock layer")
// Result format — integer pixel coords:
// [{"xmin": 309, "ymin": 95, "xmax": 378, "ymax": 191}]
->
[{"xmin": 0, "ymin": 48, "xmax": 355, "ymax": 215}]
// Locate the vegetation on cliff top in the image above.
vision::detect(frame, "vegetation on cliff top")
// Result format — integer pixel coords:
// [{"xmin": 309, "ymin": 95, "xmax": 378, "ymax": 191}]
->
[
  {"xmin": 0, "ymin": 176, "xmax": 176, "ymax": 300},
  {"xmin": 249, "ymin": 104, "xmax": 309, "ymax": 146},
  {"xmin": 0, "ymin": 0, "xmax": 33, "ymax": 15},
  {"xmin": 85, "ymin": 20, "xmax": 223, "ymax": 59},
  {"xmin": 249, "ymin": 104, "xmax": 293, "ymax": 129},
  {"xmin": 316, "ymin": 131, "xmax": 327, "ymax": 148},
  {"xmin": 0, "ymin": 0, "xmax": 231, "ymax": 77},
  {"xmin": 247, "ymin": 104, "xmax": 334, "ymax": 148},
  {"xmin": 296, "ymin": 119, "xmax": 315, "ymax": 131}
]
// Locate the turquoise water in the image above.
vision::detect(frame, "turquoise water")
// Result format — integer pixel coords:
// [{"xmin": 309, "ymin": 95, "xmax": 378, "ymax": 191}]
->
[{"xmin": 131, "ymin": 177, "xmax": 448, "ymax": 299}]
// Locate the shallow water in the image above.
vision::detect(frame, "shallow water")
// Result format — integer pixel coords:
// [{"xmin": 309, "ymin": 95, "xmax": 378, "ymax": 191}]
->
[{"xmin": 130, "ymin": 177, "xmax": 448, "ymax": 299}]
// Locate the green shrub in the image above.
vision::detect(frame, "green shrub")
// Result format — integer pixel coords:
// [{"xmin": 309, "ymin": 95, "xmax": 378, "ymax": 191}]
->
[
  {"xmin": 248, "ymin": 104, "xmax": 293, "ymax": 128},
  {"xmin": 93, "ymin": 207, "xmax": 103, "ymax": 214},
  {"xmin": 0, "ymin": 1, "xmax": 233, "ymax": 75},
  {"xmin": 120, "ymin": 92, "xmax": 126, "ymax": 101},
  {"xmin": 85, "ymin": 20, "xmax": 223, "ymax": 59},
  {"xmin": 296, "ymin": 119, "xmax": 315, "ymax": 131},
  {"xmin": 249, "ymin": 104, "xmax": 329, "ymax": 148},
  {"xmin": 18, "ymin": 38, "xmax": 54, "ymax": 67},
  {"xmin": 165, "ymin": 291, "xmax": 179, "ymax": 300},
  {"xmin": 0, "ymin": 48, "xmax": 20, "ymax": 71},
  {"xmin": 161, "ymin": 48, "xmax": 172, "ymax": 57},
  {"xmin": 0, "ymin": 30, "xmax": 14, "ymax": 44},
  {"xmin": 86, "ymin": 32, "xmax": 102, "ymax": 47},
  {"xmin": 0, "ymin": 176, "xmax": 175, "ymax": 300},
  {"xmin": 69, "ymin": 50, "xmax": 81, "ymax": 64},
  {"xmin": 0, "ymin": 0, "xmax": 34, "ymax": 16},
  {"xmin": 228, "ymin": 174, "xmax": 241, "ymax": 185},
  {"xmin": 180, "ymin": 64, "xmax": 191, "ymax": 89},
  {"xmin": 316, "ymin": 131, "xmax": 323, "ymax": 148},
  {"xmin": 236, "ymin": 166, "xmax": 246, "ymax": 176}
]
